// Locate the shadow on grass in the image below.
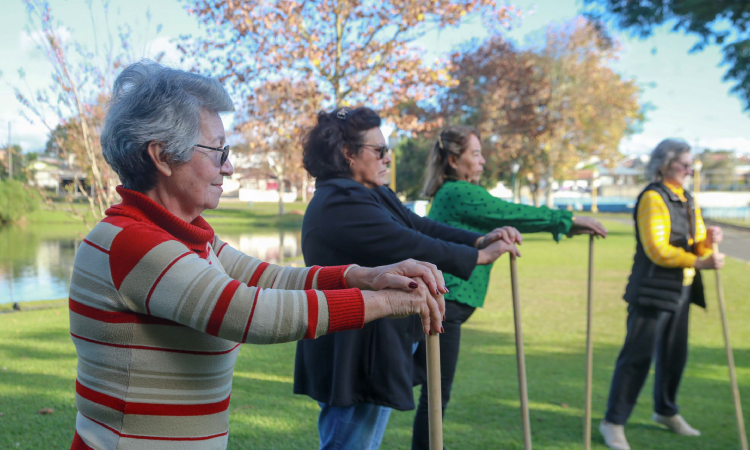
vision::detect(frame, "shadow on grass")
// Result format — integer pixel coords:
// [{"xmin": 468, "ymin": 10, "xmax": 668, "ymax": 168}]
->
[
  {"xmin": 385, "ymin": 326, "xmax": 750, "ymax": 450},
  {"xmin": 1, "ymin": 320, "xmax": 747, "ymax": 449}
]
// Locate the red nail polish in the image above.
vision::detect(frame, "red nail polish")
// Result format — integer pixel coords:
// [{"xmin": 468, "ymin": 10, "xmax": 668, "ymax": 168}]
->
[
  {"xmin": 440, "ymin": 326, "xmax": 445, "ymax": 333},
  {"xmin": 409, "ymin": 281, "xmax": 418, "ymax": 289}
]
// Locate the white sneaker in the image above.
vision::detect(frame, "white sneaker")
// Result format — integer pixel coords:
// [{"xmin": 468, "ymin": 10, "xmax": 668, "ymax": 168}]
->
[
  {"xmin": 599, "ymin": 420, "xmax": 631, "ymax": 450},
  {"xmin": 652, "ymin": 413, "xmax": 701, "ymax": 436}
]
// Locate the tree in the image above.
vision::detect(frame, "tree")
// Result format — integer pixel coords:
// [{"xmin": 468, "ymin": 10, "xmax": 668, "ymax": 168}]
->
[
  {"xmin": 441, "ymin": 18, "xmax": 644, "ymax": 206},
  {"xmin": 181, "ymin": 1, "xmax": 521, "ymax": 203},
  {"xmin": 440, "ymin": 37, "xmax": 552, "ymax": 204},
  {"xmin": 183, "ymin": 1, "xmax": 518, "ymax": 125},
  {"xmin": 1, "ymin": 145, "xmax": 27, "ymax": 181},
  {"xmin": 584, "ymin": 0, "xmax": 750, "ymax": 112},
  {"xmin": 394, "ymin": 137, "xmax": 434, "ymax": 200},
  {"xmin": 15, "ymin": 0, "xmax": 163, "ymax": 228},
  {"xmin": 235, "ymin": 78, "xmax": 326, "ymax": 215}
]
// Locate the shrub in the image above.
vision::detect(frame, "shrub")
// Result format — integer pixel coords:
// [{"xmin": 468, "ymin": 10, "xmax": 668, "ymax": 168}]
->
[{"xmin": 0, "ymin": 180, "xmax": 39, "ymax": 224}]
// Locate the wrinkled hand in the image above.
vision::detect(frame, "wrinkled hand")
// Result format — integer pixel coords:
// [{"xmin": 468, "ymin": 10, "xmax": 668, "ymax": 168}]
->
[
  {"xmin": 477, "ymin": 226, "xmax": 523, "ymax": 249},
  {"xmin": 695, "ymin": 252, "xmax": 725, "ymax": 270},
  {"xmin": 477, "ymin": 238, "xmax": 521, "ymax": 265},
  {"xmin": 569, "ymin": 216, "xmax": 608, "ymax": 238},
  {"xmin": 345, "ymin": 260, "xmax": 447, "ymax": 297},
  {"xmin": 704, "ymin": 226, "xmax": 723, "ymax": 247},
  {"xmin": 380, "ymin": 277, "xmax": 444, "ymax": 335}
]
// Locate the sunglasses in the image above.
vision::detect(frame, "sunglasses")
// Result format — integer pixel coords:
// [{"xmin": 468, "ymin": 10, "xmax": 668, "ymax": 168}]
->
[
  {"xmin": 673, "ymin": 161, "xmax": 692, "ymax": 171},
  {"xmin": 360, "ymin": 144, "xmax": 391, "ymax": 160},
  {"xmin": 195, "ymin": 144, "xmax": 230, "ymax": 165}
]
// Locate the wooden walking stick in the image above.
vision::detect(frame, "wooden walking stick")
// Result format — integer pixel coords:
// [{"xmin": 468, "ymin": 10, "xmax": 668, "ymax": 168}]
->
[
  {"xmin": 713, "ymin": 243, "xmax": 749, "ymax": 450},
  {"xmin": 426, "ymin": 333, "xmax": 443, "ymax": 450},
  {"xmin": 510, "ymin": 252, "xmax": 532, "ymax": 450},
  {"xmin": 584, "ymin": 235, "xmax": 595, "ymax": 450}
]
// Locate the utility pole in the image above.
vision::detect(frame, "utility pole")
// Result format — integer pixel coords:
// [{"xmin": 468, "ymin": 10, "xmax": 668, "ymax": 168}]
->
[{"xmin": 7, "ymin": 121, "xmax": 12, "ymax": 179}]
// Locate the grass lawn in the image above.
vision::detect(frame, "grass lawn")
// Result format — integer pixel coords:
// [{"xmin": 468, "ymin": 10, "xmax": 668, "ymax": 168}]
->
[
  {"xmin": 1, "ymin": 218, "xmax": 749, "ymax": 449},
  {"xmin": 23, "ymin": 199, "xmax": 308, "ymax": 230}
]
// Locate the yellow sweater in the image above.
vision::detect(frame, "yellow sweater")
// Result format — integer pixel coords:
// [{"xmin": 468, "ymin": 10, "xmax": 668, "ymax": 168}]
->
[{"xmin": 637, "ymin": 181, "xmax": 711, "ymax": 285}]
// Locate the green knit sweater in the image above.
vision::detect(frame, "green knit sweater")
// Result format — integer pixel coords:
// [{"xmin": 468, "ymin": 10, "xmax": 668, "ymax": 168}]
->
[{"xmin": 428, "ymin": 180, "xmax": 573, "ymax": 308}]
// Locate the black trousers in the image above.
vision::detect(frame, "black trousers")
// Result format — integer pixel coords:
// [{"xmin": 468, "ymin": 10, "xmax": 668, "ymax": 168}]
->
[
  {"xmin": 412, "ymin": 299, "xmax": 476, "ymax": 450},
  {"xmin": 605, "ymin": 286, "xmax": 692, "ymax": 425}
]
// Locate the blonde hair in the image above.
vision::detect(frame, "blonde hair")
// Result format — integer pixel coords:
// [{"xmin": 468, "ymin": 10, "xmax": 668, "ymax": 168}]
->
[{"xmin": 422, "ymin": 126, "xmax": 479, "ymax": 197}]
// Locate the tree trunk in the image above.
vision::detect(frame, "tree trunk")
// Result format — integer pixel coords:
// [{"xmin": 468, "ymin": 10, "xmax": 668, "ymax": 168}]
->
[
  {"xmin": 530, "ymin": 183, "xmax": 542, "ymax": 207},
  {"xmin": 544, "ymin": 168, "xmax": 555, "ymax": 208},
  {"xmin": 277, "ymin": 174, "xmax": 286, "ymax": 216},
  {"xmin": 301, "ymin": 176, "xmax": 309, "ymax": 203}
]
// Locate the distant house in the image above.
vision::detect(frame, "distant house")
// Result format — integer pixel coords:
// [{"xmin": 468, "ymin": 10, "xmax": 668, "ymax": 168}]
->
[
  {"xmin": 29, "ymin": 156, "xmax": 88, "ymax": 196},
  {"xmin": 233, "ymin": 167, "xmax": 298, "ymax": 203}
]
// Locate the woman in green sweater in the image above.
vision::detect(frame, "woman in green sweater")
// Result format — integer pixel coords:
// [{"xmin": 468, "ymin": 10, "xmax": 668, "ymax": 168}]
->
[{"xmin": 411, "ymin": 125, "xmax": 608, "ymax": 449}]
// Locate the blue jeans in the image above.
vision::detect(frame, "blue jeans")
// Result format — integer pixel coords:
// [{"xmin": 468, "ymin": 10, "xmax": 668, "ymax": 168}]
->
[
  {"xmin": 318, "ymin": 402, "xmax": 392, "ymax": 450},
  {"xmin": 317, "ymin": 342, "xmax": 419, "ymax": 449}
]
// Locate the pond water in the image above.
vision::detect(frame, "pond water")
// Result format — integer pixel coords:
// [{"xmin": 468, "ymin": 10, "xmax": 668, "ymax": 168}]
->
[{"xmin": 0, "ymin": 226, "xmax": 302, "ymax": 304}]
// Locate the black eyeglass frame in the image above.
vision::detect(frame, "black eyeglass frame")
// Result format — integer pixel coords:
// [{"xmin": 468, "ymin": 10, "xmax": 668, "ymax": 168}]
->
[
  {"xmin": 360, "ymin": 144, "xmax": 390, "ymax": 160},
  {"xmin": 672, "ymin": 161, "xmax": 693, "ymax": 171},
  {"xmin": 195, "ymin": 144, "xmax": 230, "ymax": 165}
]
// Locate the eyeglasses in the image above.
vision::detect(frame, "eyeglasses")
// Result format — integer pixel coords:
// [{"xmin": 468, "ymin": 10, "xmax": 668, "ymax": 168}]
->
[
  {"xmin": 673, "ymin": 161, "xmax": 692, "ymax": 171},
  {"xmin": 360, "ymin": 144, "xmax": 390, "ymax": 160},
  {"xmin": 195, "ymin": 144, "xmax": 230, "ymax": 165}
]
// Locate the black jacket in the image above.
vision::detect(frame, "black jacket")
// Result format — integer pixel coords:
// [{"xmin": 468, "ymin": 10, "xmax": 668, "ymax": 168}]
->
[
  {"xmin": 623, "ymin": 182, "xmax": 706, "ymax": 311},
  {"xmin": 293, "ymin": 178, "xmax": 482, "ymax": 410}
]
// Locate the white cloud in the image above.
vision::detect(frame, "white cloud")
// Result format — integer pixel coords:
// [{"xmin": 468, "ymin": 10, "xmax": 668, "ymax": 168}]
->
[
  {"xmin": 0, "ymin": 118, "xmax": 50, "ymax": 153},
  {"xmin": 146, "ymin": 35, "xmax": 187, "ymax": 69},
  {"xmin": 19, "ymin": 26, "xmax": 72, "ymax": 54}
]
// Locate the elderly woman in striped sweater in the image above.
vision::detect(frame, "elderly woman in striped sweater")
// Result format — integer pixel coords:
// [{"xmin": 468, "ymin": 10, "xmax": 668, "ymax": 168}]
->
[{"xmin": 68, "ymin": 61, "xmax": 445, "ymax": 450}]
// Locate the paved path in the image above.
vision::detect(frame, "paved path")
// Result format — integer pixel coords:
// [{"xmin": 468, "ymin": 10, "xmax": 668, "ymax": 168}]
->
[
  {"xmin": 707, "ymin": 222, "xmax": 750, "ymax": 264},
  {"xmin": 600, "ymin": 217, "xmax": 750, "ymax": 263}
]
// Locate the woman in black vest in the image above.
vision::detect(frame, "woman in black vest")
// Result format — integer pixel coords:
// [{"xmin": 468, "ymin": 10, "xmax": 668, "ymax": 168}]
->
[
  {"xmin": 294, "ymin": 107, "xmax": 521, "ymax": 450},
  {"xmin": 599, "ymin": 139, "xmax": 725, "ymax": 450}
]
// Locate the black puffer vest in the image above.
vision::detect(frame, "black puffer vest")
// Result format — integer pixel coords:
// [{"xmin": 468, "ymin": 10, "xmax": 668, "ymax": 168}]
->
[{"xmin": 623, "ymin": 182, "xmax": 706, "ymax": 311}]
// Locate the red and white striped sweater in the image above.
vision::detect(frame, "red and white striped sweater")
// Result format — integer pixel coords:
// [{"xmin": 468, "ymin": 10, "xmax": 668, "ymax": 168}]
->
[{"xmin": 69, "ymin": 187, "xmax": 364, "ymax": 450}]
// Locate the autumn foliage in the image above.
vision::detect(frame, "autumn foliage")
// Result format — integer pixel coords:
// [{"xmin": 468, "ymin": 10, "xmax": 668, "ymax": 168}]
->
[{"xmin": 441, "ymin": 17, "xmax": 644, "ymax": 205}]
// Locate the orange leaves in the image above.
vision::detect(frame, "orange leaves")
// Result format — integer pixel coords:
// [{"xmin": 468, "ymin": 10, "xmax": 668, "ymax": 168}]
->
[{"xmin": 440, "ymin": 17, "xmax": 642, "ymax": 188}]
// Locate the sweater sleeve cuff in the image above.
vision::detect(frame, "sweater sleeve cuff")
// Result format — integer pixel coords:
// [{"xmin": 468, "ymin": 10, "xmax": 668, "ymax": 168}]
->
[
  {"xmin": 555, "ymin": 210, "xmax": 574, "ymax": 242},
  {"xmin": 316, "ymin": 265, "xmax": 353, "ymax": 290},
  {"xmin": 324, "ymin": 288, "xmax": 365, "ymax": 333}
]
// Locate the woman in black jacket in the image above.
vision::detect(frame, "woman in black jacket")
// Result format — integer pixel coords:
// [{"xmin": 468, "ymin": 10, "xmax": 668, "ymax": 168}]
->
[
  {"xmin": 599, "ymin": 139, "xmax": 725, "ymax": 450},
  {"xmin": 294, "ymin": 107, "xmax": 520, "ymax": 450}
]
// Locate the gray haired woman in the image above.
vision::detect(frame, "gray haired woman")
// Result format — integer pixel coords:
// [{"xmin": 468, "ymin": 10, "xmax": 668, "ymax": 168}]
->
[
  {"xmin": 599, "ymin": 138, "xmax": 724, "ymax": 450},
  {"xmin": 68, "ymin": 61, "xmax": 445, "ymax": 450}
]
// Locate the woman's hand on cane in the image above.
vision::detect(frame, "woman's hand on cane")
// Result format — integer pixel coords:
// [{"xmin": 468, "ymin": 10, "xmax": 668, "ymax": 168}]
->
[
  {"xmin": 704, "ymin": 226, "xmax": 723, "ymax": 247},
  {"xmin": 695, "ymin": 252, "xmax": 725, "ymax": 270},
  {"xmin": 345, "ymin": 260, "xmax": 448, "ymax": 296},
  {"xmin": 476, "ymin": 226, "xmax": 523, "ymax": 248},
  {"xmin": 477, "ymin": 238, "xmax": 521, "ymax": 265},
  {"xmin": 361, "ymin": 279, "xmax": 444, "ymax": 335},
  {"xmin": 569, "ymin": 216, "xmax": 608, "ymax": 238}
]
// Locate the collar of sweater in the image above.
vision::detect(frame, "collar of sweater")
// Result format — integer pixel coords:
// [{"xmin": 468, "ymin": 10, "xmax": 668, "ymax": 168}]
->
[
  {"xmin": 663, "ymin": 180, "xmax": 687, "ymax": 202},
  {"xmin": 106, "ymin": 186, "xmax": 215, "ymax": 255}
]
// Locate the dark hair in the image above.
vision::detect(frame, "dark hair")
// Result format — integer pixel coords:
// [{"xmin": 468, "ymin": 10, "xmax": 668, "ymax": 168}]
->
[
  {"xmin": 422, "ymin": 125, "xmax": 480, "ymax": 197},
  {"xmin": 303, "ymin": 107, "xmax": 382, "ymax": 180}
]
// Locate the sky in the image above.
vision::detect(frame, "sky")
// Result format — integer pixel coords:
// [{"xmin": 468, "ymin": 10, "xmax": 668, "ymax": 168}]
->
[{"xmin": 1, "ymin": 0, "xmax": 749, "ymax": 156}]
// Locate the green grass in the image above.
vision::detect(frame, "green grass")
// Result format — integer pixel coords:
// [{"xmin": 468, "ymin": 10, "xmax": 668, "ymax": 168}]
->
[
  {"xmin": 0, "ymin": 299, "xmax": 67, "ymax": 313},
  {"xmin": 21, "ymin": 200, "xmax": 307, "ymax": 230},
  {"xmin": 1, "ymin": 219, "xmax": 749, "ymax": 449},
  {"xmin": 203, "ymin": 201, "xmax": 307, "ymax": 229}
]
